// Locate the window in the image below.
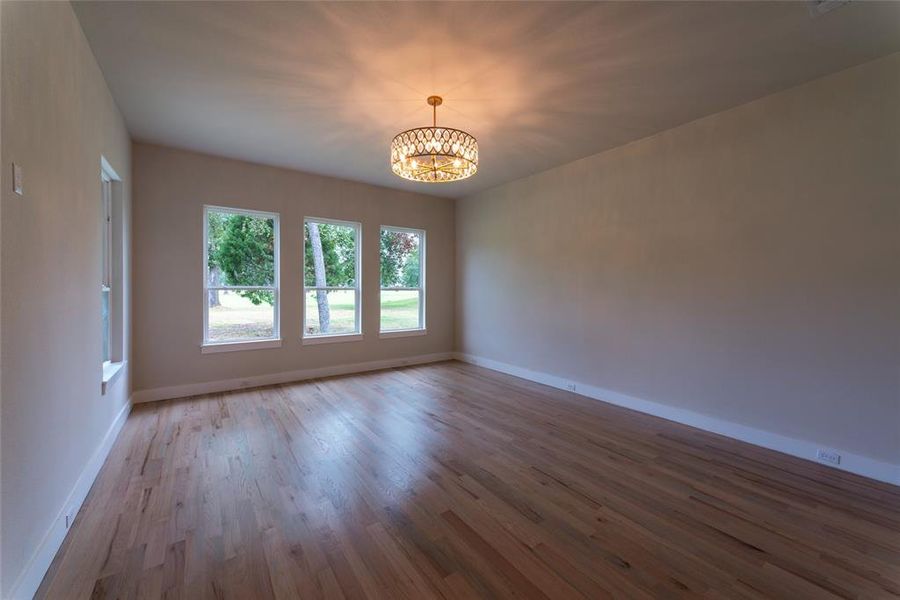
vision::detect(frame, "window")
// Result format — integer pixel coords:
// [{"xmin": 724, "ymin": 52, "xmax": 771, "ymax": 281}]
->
[
  {"xmin": 101, "ymin": 172, "xmax": 113, "ymax": 365},
  {"xmin": 380, "ymin": 226, "xmax": 425, "ymax": 334},
  {"xmin": 100, "ymin": 157, "xmax": 125, "ymax": 392},
  {"xmin": 204, "ymin": 206, "xmax": 280, "ymax": 349},
  {"xmin": 303, "ymin": 218, "xmax": 361, "ymax": 341}
]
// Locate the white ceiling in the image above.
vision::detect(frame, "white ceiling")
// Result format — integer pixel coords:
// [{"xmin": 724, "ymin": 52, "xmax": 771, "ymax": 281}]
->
[{"xmin": 73, "ymin": 1, "xmax": 900, "ymax": 199}]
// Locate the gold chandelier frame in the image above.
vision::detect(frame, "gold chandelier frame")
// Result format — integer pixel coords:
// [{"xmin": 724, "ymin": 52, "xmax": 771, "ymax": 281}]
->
[{"xmin": 390, "ymin": 96, "xmax": 479, "ymax": 183}]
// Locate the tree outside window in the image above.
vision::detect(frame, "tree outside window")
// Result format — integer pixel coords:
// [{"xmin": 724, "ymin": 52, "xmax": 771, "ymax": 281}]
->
[
  {"xmin": 205, "ymin": 207, "xmax": 278, "ymax": 343},
  {"xmin": 380, "ymin": 227, "xmax": 424, "ymax": 332},
  {"xmin": 303, "ymin": 219, "xmax": 360, "ymax": 337}
]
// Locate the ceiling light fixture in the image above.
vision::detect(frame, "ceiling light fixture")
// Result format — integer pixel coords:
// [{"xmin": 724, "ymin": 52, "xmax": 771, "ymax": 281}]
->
[{"xmin": 390, "ymin": 96, "xmax": 478, "ymax": 183}]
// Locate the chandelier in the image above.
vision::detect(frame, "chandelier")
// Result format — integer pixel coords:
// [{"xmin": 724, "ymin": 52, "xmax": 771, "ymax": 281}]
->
[{"xmin": 390, "ymin": 96, "xmax": 478, "ymax": 183}]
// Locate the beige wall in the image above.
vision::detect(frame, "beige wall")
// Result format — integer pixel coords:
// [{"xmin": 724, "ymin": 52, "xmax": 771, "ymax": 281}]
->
[
  {"xmin": 457, "ymin": 54, "xmax": 900, "ymax": 466},
  {"xmin": 132, "ymin": 143, "xmax": 454, "ymax": 394},
  {"xmin": 1, "ymin": 1, "xmax": 132, "ymax": 596}
]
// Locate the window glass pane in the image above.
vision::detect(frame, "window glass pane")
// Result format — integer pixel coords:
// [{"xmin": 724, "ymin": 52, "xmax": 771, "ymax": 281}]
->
[
  {"xmin": 304, "ymin": 221, "xmax": 357, "ymax": 287},
  {"xmin": 102, "ymin": 288, "xmax": 110, "ymax": 362},
  {"xmin": 207, "ymin": 210, "xmax": 276, "ymax": 287},
  {"xmin": 305, "ymin": 290, "xmax": 357, "ymax": 336},
  {"xmin": 207, "ymin": 289, "xmax": 275, "ymax": 342},
  {"xmin": 380, "ymin": 290, "xmax": 421, "ymax": 331},
  {"xmin": 102, "ymin": 180, "xmax": 111, "ymax": 287},
  {"xmin": 380, "ymin": 229, "xmax": 420, "ymax": 288}
]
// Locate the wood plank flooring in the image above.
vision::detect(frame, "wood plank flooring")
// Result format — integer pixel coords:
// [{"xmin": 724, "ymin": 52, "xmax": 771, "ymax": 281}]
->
[{"xmin": 37, "ymin": 361, "xmax": 900, "ymax": 599}]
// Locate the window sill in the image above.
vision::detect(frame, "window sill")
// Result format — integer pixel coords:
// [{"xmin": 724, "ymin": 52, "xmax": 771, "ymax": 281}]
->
[
  {"xmin": 101, "ymin": 360, "xmax": 126, "ymax": 395},
  {"xmin": 201, "ymin": 339, "xmax": 282, "ymax": 354},
  {"xmin": 379, "ymin": 329, "xmax": 427, "ymax": 339},
  {"xmin": 302, "ymin": 333, "xmax": 364, "ymax": 346}
]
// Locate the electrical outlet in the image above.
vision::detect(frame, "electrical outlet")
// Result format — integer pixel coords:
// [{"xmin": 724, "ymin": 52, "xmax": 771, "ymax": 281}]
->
[
  {"xmin": 64, "ymin": 503, "xmax": 77, "ymax": 529},
  {"xmin": 565, "ymin": 383, "xmax": 577, "ymax": 392},
  {"xmin": 816, "ymin": 448, "xmax": 841, "ymax": 465},
  {"xmin": 12, "ymin": 163, "xmax": 23, "ymax": 195}
]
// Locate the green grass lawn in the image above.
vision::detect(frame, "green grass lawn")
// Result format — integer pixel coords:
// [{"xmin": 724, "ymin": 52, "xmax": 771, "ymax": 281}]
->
[
  {"xmin": 208, "ymin": 289, "xmax": 421, "ymax": 342},
  {"xmin": 207, "ymin": 291, "xmax": 274, "ymax": 342},
  {"xmin": 304, "ymin": 290, "xmax": 356, "ymax": 335},
  {"xmin": 379, "ymin": 290, "xmax": 421, "ymax": 331},
  {"xmin": 305, "ymin": 289, "xmax": 421, "ymax": 334}
]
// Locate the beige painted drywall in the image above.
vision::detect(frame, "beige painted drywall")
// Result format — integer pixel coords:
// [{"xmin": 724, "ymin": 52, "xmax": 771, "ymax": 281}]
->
[
  {"xmin": 457, "ymin": 53, "xmax": 900, "ymax": 465},
  {"xmin": 131, "ymin": 143, "xmax": 454, "ymax": 394},
  {"xmin": 1, "ymin": 1, "xmax": 132, "ymax": 596}
]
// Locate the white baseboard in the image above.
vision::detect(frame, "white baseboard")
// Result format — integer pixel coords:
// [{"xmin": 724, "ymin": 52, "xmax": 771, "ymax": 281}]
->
[
  {"xmin": 454, "ymin": 353, "xmax": 900, "ymax": 486},
  {"xmin": 132, "ymin": 352, "xmax": 455, "ymax": 404},
  {"xmin": 8, "ymin": 400, "xmax": 132, "ymax": 600}
]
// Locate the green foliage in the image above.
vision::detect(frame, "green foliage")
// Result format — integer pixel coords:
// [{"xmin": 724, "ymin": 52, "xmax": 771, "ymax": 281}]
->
[
  {"xmin": 207, "ymin": 215, "xmax": 421, "ymax": 312},
  {"xmin": 207, "ymin": 212, "xmax": 275, "ymax": 305},
  {"xmin": 304, "ymin": 222, "xmax": 356, "ymax": 286},
  {"xmin": 401, "ymin": 251, "xmax": 420, "ymax": 287},
  {"xmin": 206, "ymin": 211, "xmax": 226, "ymax": 271},
  {"xmin": 380, "ymin": 230, "xmax": 420, "ymax": 287}
]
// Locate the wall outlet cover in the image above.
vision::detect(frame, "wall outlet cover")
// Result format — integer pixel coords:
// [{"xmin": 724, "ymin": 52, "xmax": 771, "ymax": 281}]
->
[
  {"xmin": 816, "ymin": 448, "xmax": 841, "ymax": 465},
  {"xmin": 13, "ymin": 163, "xmax": 24, "ymax": 195}
]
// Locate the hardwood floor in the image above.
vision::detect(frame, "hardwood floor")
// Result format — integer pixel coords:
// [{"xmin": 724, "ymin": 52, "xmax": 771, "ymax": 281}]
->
[{"xmin": 37, "ymin": 361, "xmax": 899, "ymax": 599}]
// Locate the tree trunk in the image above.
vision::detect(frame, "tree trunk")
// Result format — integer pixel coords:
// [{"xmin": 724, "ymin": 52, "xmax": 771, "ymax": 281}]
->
[
  {"xmin": 308, "ymin": 222, "xmax": 330, "ymax": 333},
  {"xmin": 208, "ymin": 267, "xmax": 222, "ymax": 307}
]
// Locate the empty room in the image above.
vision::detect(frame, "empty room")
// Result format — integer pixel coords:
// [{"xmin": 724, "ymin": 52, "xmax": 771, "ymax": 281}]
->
[{"xmin": 1, "ymin": 1, "xmax": 899, "ymax": 598}]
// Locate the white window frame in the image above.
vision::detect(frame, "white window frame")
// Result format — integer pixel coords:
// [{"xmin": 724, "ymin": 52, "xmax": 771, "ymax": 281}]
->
[
  {"xmin": 379, "ymin": 225, "xmax": 426, "ymax": 338},
  {"xmin": 202, "ymin": 205, "xmax": 281, "ymax": 352},
  {"xmin": 302, "ymin": 217, "xmax": 362, "ymax": 344},
  {"xmin": 101, "ymin": 157, "xmax": 125, "ymax": 393},
  {"xmin": 101, "ymin": 171, "xmax": 113, "ymax": 366}
]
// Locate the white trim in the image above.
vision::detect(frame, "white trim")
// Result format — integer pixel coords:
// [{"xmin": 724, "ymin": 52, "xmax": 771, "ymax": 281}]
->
[
  {"xmin": 203, "ymin": 204, "xmax": 280, "ymax": 219},
  {"xmin": 207, "ymin": 285, "xmax": 276, "ymax": 292},
  {"xmin": 453, "ymin": 353, "xmax": 900, "ymax": 486},
  {"xmin": 203, "ymin": 205, "xmax": 281, "ymax": 346},
  {"xmin": 99, "ymin": 155, "xmax": 121, "ymax": 182},
  {"xmin": 302, "ymin": 333, "xmax": 364, "ymax": 346},
  {"xmin": 132, "ymin": 352, "xmax": 453, "ymax": 404},
  {"xmin": 201, "ymin": 339, "xmax": 282, "ymax": 354},
  {"xmin": 101, "ymin": 360, "xmax": 126, "ymax": 394},
  {"xmin": 379, "ymin": 329, "xmax": 427, "ymax": 339},
  {"xmin": 303, "ymin": 215, "xmax": 362, "ymax": 228},
  {"xmin": 8, "ymin": 400, "xmax": 132, "ymax": 600}
]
